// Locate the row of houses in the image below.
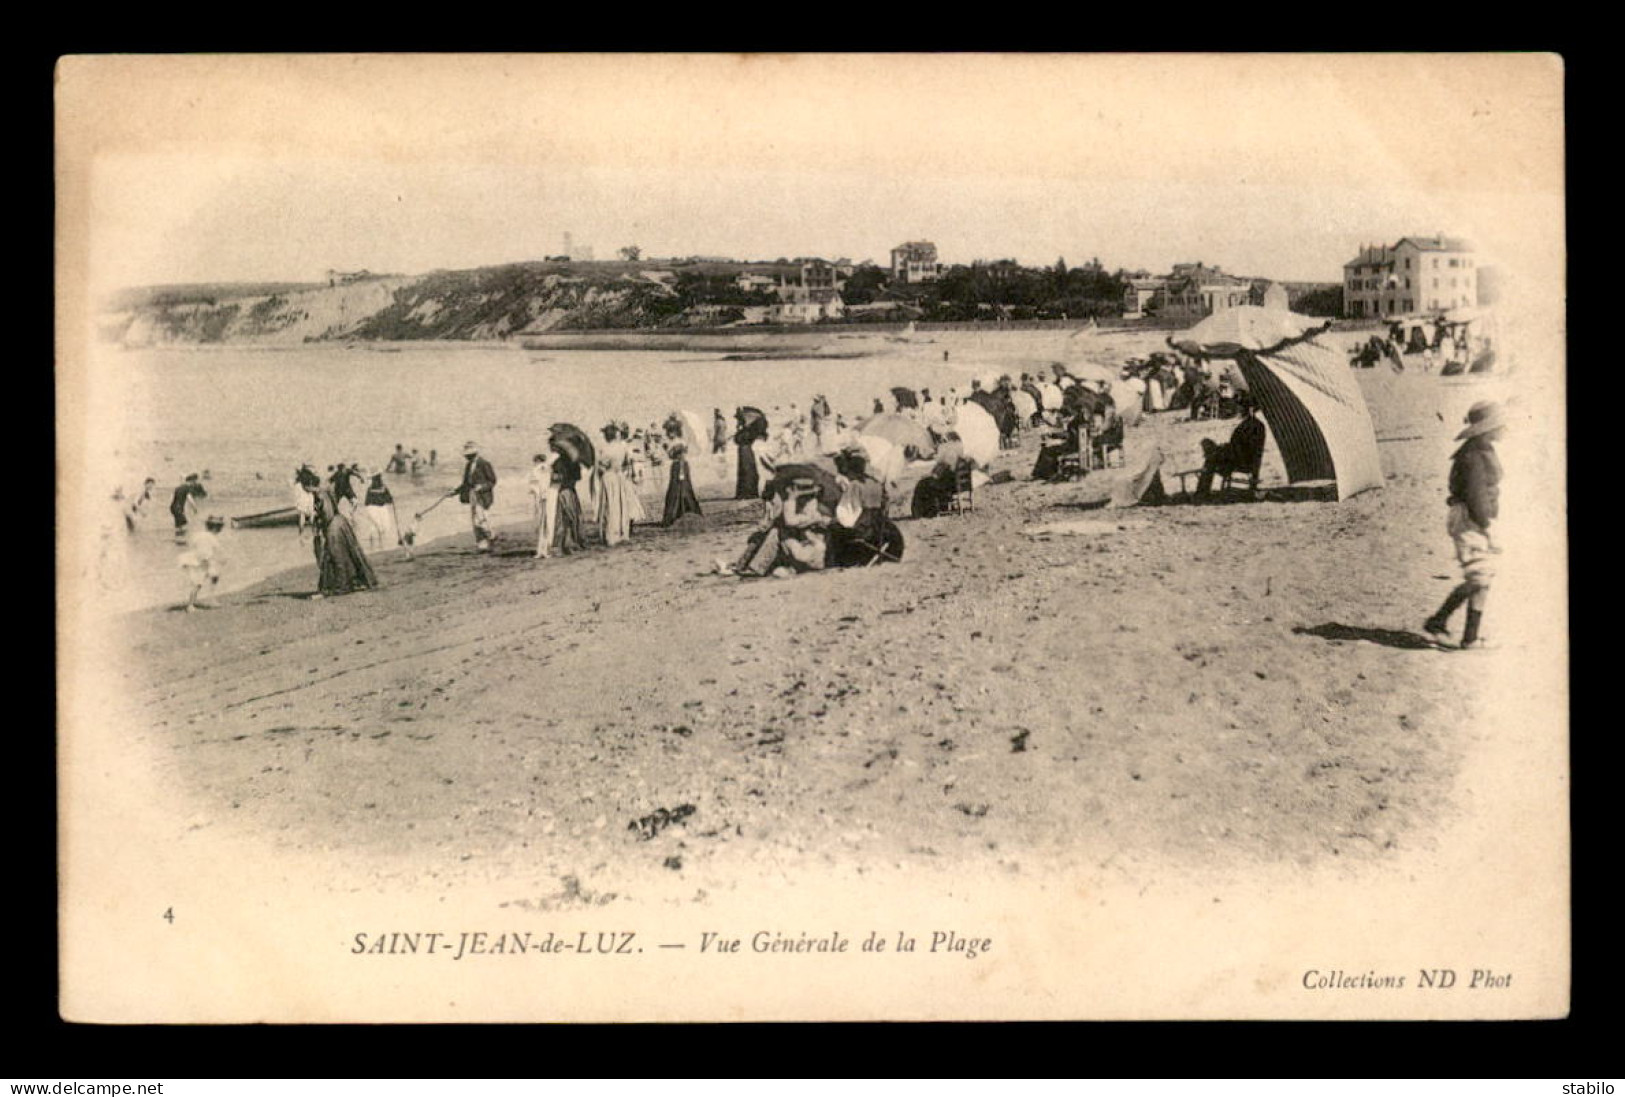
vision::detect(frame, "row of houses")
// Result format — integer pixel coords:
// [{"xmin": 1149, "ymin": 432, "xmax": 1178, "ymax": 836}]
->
[
  {"xmin": 1122, "ymin": 263, "xmax": 1289, "ymax": 321},
  {"xmin": 617, "ymin": 235, "xmax": 1478, "ymax": 325},
  {"xmin": 730, "ymin": 259, "xmax": 848, "ymax": 323}
]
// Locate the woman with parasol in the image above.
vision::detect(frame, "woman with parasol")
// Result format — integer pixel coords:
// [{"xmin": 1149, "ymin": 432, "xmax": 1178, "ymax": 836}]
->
[
  {"xmin": 548, "ymin": 425, "xmax": 591, "ymax": 555},
  {"xmin": 734, "ymin": 406, "xmax": 769, "ymax": 500}
]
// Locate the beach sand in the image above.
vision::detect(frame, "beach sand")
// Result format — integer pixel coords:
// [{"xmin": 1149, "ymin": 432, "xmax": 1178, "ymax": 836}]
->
[{"xmin": 93, "ymin": 359, "xmax": 1555, "ymax": 912}]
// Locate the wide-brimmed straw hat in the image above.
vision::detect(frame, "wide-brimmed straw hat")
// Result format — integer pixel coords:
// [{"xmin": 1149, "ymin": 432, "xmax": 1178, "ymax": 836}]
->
[
  {"xmin": 1455, "ymin": 401, "xmax": 1506, "ymax": 440},
  {"xmin": 462, "ymin": 440, "xmax": 479, "ymax": 454}
]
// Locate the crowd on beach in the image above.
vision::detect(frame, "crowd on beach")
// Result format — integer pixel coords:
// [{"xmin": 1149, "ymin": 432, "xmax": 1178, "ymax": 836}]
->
[
  {"xmin": 103, "ymin": 353, "xmax": 1266, "ymax": 605},
  {"xmin": 104, "ymin": 341, "xmax": 1507, "ymax": 650},
  {"xmin": 1350, "ymin": 317, "xmax": 1494, "ymax": 376}
]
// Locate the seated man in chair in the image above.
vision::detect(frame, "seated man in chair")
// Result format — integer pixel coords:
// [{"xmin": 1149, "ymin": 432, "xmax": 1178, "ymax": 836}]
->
[{"xmin": 1194, "ymin": 395, "xmax": 1266, "ymax": 499}]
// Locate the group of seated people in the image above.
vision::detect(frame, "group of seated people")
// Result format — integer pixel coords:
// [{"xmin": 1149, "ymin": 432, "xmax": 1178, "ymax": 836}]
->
[
  {"xmin": 1031, "ymin": 380, "xmax": 1126, "ymax": 482},
  {"xmin": 718, "ymin": 446, "xmax": 906, "ymax": 579}
]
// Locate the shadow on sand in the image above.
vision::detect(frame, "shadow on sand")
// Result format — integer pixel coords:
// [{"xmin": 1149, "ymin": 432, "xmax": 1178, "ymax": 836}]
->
[
  {"xmin": 1158, "ymin": 483, "xmax": 1339, "ymax": 507},
  {"xmin": 1293, "ymin": 622, "xmax": 1444, "ymax": 651}
]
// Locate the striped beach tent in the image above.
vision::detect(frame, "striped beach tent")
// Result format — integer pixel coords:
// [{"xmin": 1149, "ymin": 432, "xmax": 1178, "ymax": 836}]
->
[{"xmin": 1169, "ymin": 307, "xmax": 1383, "ymax": 501}]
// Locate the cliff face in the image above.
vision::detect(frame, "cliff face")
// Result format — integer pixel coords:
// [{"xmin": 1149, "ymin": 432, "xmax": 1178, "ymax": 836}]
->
[{"xmin": 104, "ymin": 265, "xmax": 691, "ymax": 345}]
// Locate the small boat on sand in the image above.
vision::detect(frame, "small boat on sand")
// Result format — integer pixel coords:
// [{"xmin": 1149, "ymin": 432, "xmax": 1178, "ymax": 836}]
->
[{"xmin": 230, "ymin": 506, "xmax": 301, "ymax": 530}]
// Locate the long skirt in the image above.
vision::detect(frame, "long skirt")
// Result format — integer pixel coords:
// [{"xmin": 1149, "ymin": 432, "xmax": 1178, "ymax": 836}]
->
[
  {"xmin": 736, "ymin": 442, "xmax": 759, "ymax": 499},
  {"xmin": 533, "ymin": 490, "xmax": 556, "ymax": 556},
  {"xmin": 734, "ymin": 525, "xmax": 781, "ymax": 576},
  {"xmin": 315, "ymin": 513, "xmax": 378, "ymax": 594},
  {"xmin": 597, "ymin": 469, "xmax": 642, "ymax": 546},
  {"xmin": 362, "ymin": 504, "xmax": 398, "ymax": 547},
  {"xmin": 829, "ymin": 516, "xmax": 905, "ymax": 568},
  {"xmin": 552, "ymin": 487, "xmax": 585, "ymax": 554},
  {"xmin": 663, "ymin": 458, "xmax": 703, "ymax": 526},
  {"xmin": 911, "ymin": 471, "xmax": 956, "ymax": 518}
]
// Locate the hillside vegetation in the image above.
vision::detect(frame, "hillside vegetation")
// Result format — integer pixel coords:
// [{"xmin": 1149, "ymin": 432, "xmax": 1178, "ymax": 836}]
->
[{"xmin": 101, "ymin": 260, "xmax": 1343, "ymax": 346}]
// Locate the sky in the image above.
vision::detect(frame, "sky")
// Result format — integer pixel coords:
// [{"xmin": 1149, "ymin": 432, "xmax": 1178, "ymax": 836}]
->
[{"xmin": 59, "ymin": 53, "xmax": 1565, "ymax": 294}]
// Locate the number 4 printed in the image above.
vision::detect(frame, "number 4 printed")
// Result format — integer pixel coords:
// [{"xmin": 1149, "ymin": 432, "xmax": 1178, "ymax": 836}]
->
[{"xmin": 163, "ymin": 907, "xmax": 174, "ymax": 924}]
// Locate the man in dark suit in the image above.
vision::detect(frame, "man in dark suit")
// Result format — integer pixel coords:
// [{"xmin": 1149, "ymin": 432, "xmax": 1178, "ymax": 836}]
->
[
  {"xmin": 456, "ymin": 440, "xmax": 498, "ymax": 551},
  {"xmin": 1195, "ymin": 396, "xmax": 1267, "ymax": 499}
]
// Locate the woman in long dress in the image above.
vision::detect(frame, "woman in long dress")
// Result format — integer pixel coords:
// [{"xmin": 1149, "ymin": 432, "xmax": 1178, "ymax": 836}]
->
[
  {"xmin": 305, "ymin": 482, "xmax": 378, "ymax": 597},
  {"xmin": 550, "ymin": 445, "xmax": 586, "ymax": 555},
  {"xmin": 592, "ymin": 424, "xmax": 642, "ymax": 546},
  {"xmin": 661, "ymin": 427, "xmax": 704, "ymax": 526},
  {"xmin": 361, "ymin": 472, "xmax": 401, "ymax": 551},
  {"xmin": 734, "ymin": 410, "xmax": 765, "ymax": 500},
  {"xmin": 527, "ymin": 451, "xmax": 555, "ymax": 558}
]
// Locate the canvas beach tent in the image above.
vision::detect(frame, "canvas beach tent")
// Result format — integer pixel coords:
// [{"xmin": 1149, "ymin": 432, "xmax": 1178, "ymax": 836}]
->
[{"xmin": 1169, "ymin": 307, "xmax": 1384, "ymax": 501}]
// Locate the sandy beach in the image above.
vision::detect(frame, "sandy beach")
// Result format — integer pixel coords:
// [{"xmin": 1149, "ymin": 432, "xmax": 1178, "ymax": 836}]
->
[{"xmin": 86, "ymin": 342, "xmax": 1562, "ymax": 916}]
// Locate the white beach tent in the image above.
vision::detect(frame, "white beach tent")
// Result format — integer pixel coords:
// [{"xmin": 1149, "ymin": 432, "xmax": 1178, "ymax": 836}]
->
[
  {"xmin": 952, "ymin": 402, "xmax": 1001, "ymax": 467},
  {"xmin": 1169, "ymin": 307, "xmax": 1384, "ymax": 501}
]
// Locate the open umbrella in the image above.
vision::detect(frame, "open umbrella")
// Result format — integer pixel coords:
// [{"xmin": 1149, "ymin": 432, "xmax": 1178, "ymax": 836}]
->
[
  {"xmin": 549, "ymin": 423, "xmax": 595, "ymax": 467},
  {"xmin": 857, "ymin": 412, "xmax": 936, "ymax": 459},
  {"xmin": 737, "ymin": 406, "xmax": 769, "ymax": 443},
  {"xmin": 1065, "ymin": 360, "xmax": 1143, "ymax": 424},
  {"xmin": 763, "ymin": 459, "xmax": 844, "ymax": 507},
  {"xmin": 953, "ymin": 403, "xmax": 1000, "ymax": 467},
  {"xmin": 1010, "ymin": 389, "xmax": 1038, "ymax": 420},
  {"xmin": 1168, "ymin": 305, "xmax": 1330, "ymax": 358},
  {"xmin": 663, "ymin": 409, "xmax": 707, "ymax": 454},
  {"xmin": 890, "ymin": 386, "xmax": 919, "ymax": 410},
  {"xmin": 967, "ymin": 389, "xmax": 1001, "ymax": 415},
  {"xmin": 853, "ymin": 435, "xmax": 908, "ymax": 486}
]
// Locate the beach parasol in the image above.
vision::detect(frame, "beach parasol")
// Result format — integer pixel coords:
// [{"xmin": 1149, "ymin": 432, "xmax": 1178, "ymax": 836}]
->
[
  {"xmin": 1065, "ymin": 360, "xmax": 1143, "ymax": 423},
  {"xmin": 548, "ymin": 422, "xmax": 596, "ymax": 467},
  {"xmin": 763, "ymin": 459, "xmax": 844, "ymax": 507},
  {"xmin": 967, "ymin": 389, "xmax": 1001, "ymax": 416},
  {"xmin": 1168, "ymin": 305, "xmax": 1330, "ymax": 358},
  {"xmin": 737, "ymin": 406, "xmax": 770, "ymax": 442},
  {"xmin": 852, "ymin": 435, "xmax": 908, "ymax": 485},
  {"xmin": 664, "ymin": 409, "xmax": 708, "ymax": 454},
  {"xmin": 954, "ymin": 403, "xmax": 1000, "ymax": 467},
  {"xmin": 857, "ymin": 413, "xmax": 936, "ymax": 459},
  {"xmin": 1010, "ymin": 390, "xmax": 1038, "ymax": 420},
  {"xmin": 890, "ymin": 386, "xmax": 919, "ymax": 410}
]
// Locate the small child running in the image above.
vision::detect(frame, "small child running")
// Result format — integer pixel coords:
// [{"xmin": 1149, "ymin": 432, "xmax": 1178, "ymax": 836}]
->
[{"xmin": 178, "ymin": 515, "xmax": 227, "ymax": 611}]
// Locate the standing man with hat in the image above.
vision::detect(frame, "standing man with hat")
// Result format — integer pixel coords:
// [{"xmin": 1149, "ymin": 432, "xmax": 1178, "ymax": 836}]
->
[
  {"xmin": 1424, "ymin": 400, "xmax": 1505, "ymax": 651},
  {"xmin": 455, "ymin": 440, "xmax": 498, "ymax": 552}
]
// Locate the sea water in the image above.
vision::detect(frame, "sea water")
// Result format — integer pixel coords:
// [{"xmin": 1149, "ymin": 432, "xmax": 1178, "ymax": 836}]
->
[{"xmin": 74, "ymin": 340, "xmax": 981, "ymax": 611}]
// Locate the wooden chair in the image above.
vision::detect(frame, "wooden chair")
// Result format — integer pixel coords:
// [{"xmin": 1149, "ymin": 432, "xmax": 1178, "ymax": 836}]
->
[
  {"xmin": 1220, "ymin": 443, "xmax": 1265, "ymax": 497},
  {"xmin": 1090, "ymin": 428, "xmax": 1125, "ymax": 470},
  {"xmin": 1056, "ymin": 424, "xmax": 1089, "ymax": 480}
]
